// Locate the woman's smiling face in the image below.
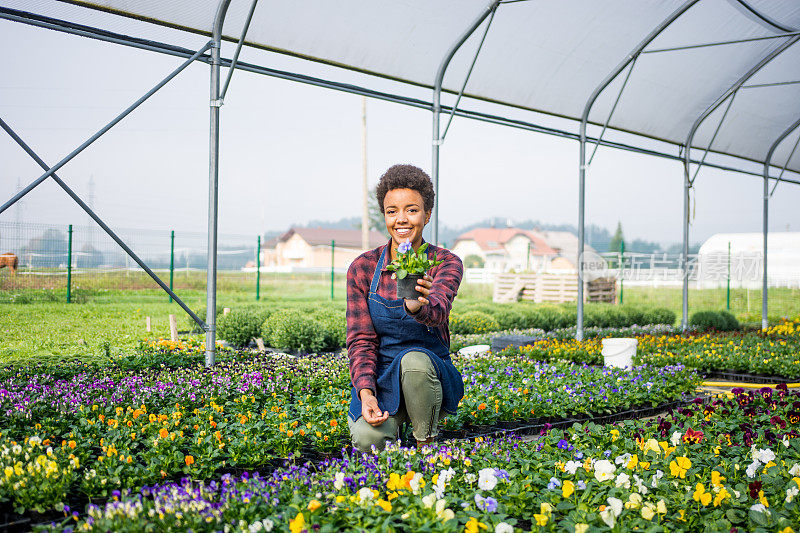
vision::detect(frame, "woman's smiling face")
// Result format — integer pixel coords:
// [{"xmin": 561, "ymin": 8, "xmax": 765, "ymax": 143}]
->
[{"xmin": 383, "ymin": 188, "xmax": 430, "ymax": 254}]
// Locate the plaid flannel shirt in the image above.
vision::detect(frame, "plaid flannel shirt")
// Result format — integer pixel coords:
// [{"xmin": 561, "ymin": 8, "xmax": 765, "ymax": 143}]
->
[{"xmin": 346, "ymin": 240, "xmax": 463, "ymax": 395}]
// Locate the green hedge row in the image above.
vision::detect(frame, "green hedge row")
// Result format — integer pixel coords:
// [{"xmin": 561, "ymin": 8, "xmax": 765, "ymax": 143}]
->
[
  {"xmin": 449, "ymin": 303, "xmax": 676, "ymax": 334},
  {"xmin": 194, "ymin": 303, "xmax": 346, "ymax": 353}
]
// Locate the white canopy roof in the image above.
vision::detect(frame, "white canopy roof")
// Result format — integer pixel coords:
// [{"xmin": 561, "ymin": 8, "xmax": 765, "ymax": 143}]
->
[{"xmin": 6, "ymin": 0, "xmax": 800, "ymax": 174}]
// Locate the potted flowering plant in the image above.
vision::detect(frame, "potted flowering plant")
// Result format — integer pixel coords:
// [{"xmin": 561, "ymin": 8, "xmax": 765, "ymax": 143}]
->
[{"xmin": 387, "ymin": 240, "xmax": 443, "ymax": 299}]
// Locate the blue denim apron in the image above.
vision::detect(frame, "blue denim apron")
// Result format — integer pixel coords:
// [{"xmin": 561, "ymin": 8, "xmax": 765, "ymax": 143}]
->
[{"xmin": 348, "ymin": 245, "xmax": 464, "ymax": 421}]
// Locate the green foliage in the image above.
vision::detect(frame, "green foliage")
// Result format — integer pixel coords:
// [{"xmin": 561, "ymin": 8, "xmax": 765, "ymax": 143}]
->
[
  {"xmin": 314, "ymin": 308, "xmax": 346, "ymax": 352},
  {"xmin": 620, "ymin": 306, "xmax": 646, "ymax": 326},
  {"xmin": 690, "ymin": 310, "xmax": 740, "ymax": 332},
  {"xmin": 385, "ymin": 242, "xmax": 443, "ymax": 279},
  {"xmin": 449, "ymin": 311, "xmax": 500, "ymax": 334},
  {"xmin": 608, "ymin": 221, "xmax": 625, "ymax": 253},
  {"xmin": 491, "ymin": 306, "xmax": 528, "ymax": 329},
  {"xmin": 216, "ymin": 309, "xmax": 263, "ymax": 348},
  {"xmin": 264, "ymin": 309, "xmax": 324, "ymax": 353},
  {"xmin": 463, "ymin": 254, "xmax": 485, "ymax": 268},
  {"xmin": 584, "ymin": 305, "xmax": 628, "ymax": 328},
  {"xmin": 642, "ymin": 307, "xmax": 676, "ymax": 326}
]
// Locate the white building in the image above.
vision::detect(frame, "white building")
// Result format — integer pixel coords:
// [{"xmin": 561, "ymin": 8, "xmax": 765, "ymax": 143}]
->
[{"xmin": 697, "ymin": 232, "xmax": 800, "ymax": 288}]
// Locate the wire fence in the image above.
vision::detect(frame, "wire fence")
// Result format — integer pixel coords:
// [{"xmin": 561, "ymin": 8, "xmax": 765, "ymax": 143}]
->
[{"xmin": 0, "ymin": 221, "xmax": 259, "ymax": 294}]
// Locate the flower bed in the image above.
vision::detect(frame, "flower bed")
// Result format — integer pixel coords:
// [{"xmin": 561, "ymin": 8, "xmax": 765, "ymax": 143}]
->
[
  {"xmin": 36, "ymin": 385, "xmax": 800, "ymax": 532},
  {"xmin": 482, "ymin": 317, "xmax": 800, "ymax": 379},
  {"xmin": 0, "ymin": 350, "xmax": 698, "ymax": 516}
]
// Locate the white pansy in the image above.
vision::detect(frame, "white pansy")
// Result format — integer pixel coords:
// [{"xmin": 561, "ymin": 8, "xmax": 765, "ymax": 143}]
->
[
  {"xmin": 754, "ymin": 448, "xmax": 775, "ymax": 464},
  {"xmin": 358, "ymin": 487, "xmax": 374, "ymax": 503},
  {"xmin": 746, "ymin": 461, "xmax": 760, "ymax": 479},
  {"xmin": 670, "ymin": 431, "xmax": 682, "ymax": 446},
  {"xmin": 593, "ymin": 460, "xmax": 616, "ymax": 482},
  {"xmin": 783, "ymin": 436, "xmax": 791, "ymax": 448},
  {"xmin": 790, "ymin": 463, "xmax": 800, "ymax": 476},
  {"xmin": 786, "ymin": 486, "xmax": 799, "ymax": 503},
  {"xmin": 633, "ymin": 474, "xmax": 648, "ymax": 495},
  {"xmin": 249, "ymin": 522, "xmax": 263, "ymax": 532},
  {"xmin": 261, "ymin": 519, "xmax": 274, "ymax": 532},
  {"xmin": 465, "ymin": 473, "xmax": 477, "ymax": 484},
  {"xmin": 599, "ymin": 508, "xmax": 616, "ymax": 528},
  {"xmin": 422, "ymin": 493, "xmax": 437, "ymax": 509},
  {"xmin": 607, "ymin": 497, "xmax": 623, "ymax": 517},
  {"xmin": 495, "ymin": 523, "xmax": 514, "ymax": 533},
  {"xmin": 333, "ymin": 472, "xmax": 345, "ymax": 491},
  {"xmin": 750, "ymin": 503, "xmax": 768, "ymax": 513},
  {"xmin": 614, "ymin": 453, "xmax": 631, "ymax": 466},
  {"xmin": 564, "ymin": 461, "xmax": 582, "ymax": 475},
  {"xmin": 435, "ymin": 499, "xmax": 454, "ymax": 520},
  {"xmin": 614, "ymin": 472, "xmax": 631, "ymax": 489},
  {"xmin": 478, "ymin": 468, "xmax": 498, "ymax": 491},
  {"xmin": 409, "ymin": 473, "xmax": 424, "ymax": 494}
]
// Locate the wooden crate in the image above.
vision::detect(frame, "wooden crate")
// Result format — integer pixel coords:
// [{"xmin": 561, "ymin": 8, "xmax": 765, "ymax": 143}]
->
[{"xmin": 493, "ymin": 273, "xmax": 617, "ymax": 303}]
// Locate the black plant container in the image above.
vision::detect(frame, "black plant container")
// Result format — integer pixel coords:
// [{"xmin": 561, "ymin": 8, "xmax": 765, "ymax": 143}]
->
[{"xmin": 396, "ymin": 274, "xmax": 423, "ymax": 299}]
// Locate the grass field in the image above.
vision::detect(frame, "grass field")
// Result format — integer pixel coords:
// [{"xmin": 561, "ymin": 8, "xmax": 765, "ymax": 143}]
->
[{"xmin": 1, "ymin": 271, "xmax": 797, "ymax": 365}]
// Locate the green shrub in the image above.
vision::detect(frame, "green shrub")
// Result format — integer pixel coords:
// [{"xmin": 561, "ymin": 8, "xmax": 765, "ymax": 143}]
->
[
  {"xmin": 535, "ymin": 306, "xmax": 569, "ymax": 331},
  {"xmin": 690, "ymin": 310, "xmax": 739, "ymax": 331},
  {"xmin": 491, "ymin": 307, "xmax": 528, "ymax": 330},
  {"xmin": 314, "ymin": 309, "xmax": 347, "ymax": 352},
  {"xmin": 718, "ymin": 310, "xmax": 740, "ymax": 331},
  {"xmin": 264, "ymin": 309, "xmax": 324, "ymax": 353},
  {"xmin": 620, "ymin": 306, "xmax": 647, "ymax": 326},
  {"xmin": 643, "ymin": 307, "xmax": 676, "ymax": 326},
  {"xmin": 216, "ymin": 309, "xmax": 263, "ymax": 348},
  {"xmin": 449, "ymin": 311, "xmax": 500, "ymax": 334},
  {"xmin": 589, "ymin": 306, "xmax": 628, "ymax": 328}
]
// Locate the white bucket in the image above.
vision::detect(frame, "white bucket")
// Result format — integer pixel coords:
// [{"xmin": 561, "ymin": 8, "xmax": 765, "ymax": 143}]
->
[
  {"xmin": 601, "ymin": 338, "xmax": 638, "ymax": 369},
  {"xmin": 458, "ymin": 344, "xmax": 491, "ymax": 357}
]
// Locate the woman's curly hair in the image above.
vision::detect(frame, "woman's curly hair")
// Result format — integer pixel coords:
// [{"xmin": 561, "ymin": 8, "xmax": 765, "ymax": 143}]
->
[{"xmin": 376, "ymin": 164, "xmax": 435, "ymax": 213}]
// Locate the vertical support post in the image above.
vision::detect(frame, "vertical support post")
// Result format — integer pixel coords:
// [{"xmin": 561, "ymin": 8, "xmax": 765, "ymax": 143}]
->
[
  {"xmin": 682, "ymin": 178, "xmax": 689, "ymax": 331},
  {"xmin": 256, "ymin": 235, "xmax": 261, "ymax": 301},
  {"xmin": 67, "ymin": 224, "xmax": 73, "ymax": 303},
  {"xmin": 361, "ymin": 97, "xmax": 369, "ymax": 251},
  {"xmin": 762, "ymin": 170, "xmax": 768, "ymax": 330},
  {"xmin": 205, "ymin": 0, "xmax": 231, "ymax": 367},
  {"xmin": 619, "ymin": 240, "xmax": 624, "ymax": 305},
  {"xmin": 726, "ymin": 241, "xmax": 731, "ymax": 311},
  {"xmin": 169, "ymin": 230, "xmax": 175, "ymax": 303},
  {"xmin": 577, "ymin": 135, "xmax": 586, "ymax": 341},
  {"xmin": 331, "ymin": 239, "xmax": 335, "ymax": 300}
]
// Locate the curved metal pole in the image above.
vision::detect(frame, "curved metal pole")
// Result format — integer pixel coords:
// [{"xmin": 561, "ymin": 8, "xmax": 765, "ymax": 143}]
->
[
  {"xmin": 432, "ymin": 0, "xmax": 500, "ymax": 245},
  {"xmin": 733, "ymin": 0, "xmax": 800, "ymax": 33},
  {"xmin": 682, "ymin": 34, "xmax": 800, "ymax": 331},
  {"xmin": 761, "ymin": 117, "xmax": 800, "ymax": 330},
  {"xmin": 576, "ymin": 0, "xmax": 699, "ymax": 341},
  {"xmin": 206, "ymin": 0, "xmax": 232, "ymax": 367}
]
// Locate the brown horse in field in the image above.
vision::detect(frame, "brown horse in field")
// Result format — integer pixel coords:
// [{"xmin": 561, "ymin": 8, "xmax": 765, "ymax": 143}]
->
[{"xmin": 0, "ymin": 253, "xmax": 18, "ymax": 274}]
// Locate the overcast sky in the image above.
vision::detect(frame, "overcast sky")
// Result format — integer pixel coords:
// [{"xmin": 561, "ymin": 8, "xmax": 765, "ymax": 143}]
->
[{"xmin": 1, "ymin": 13, "xmax": 799, "ymax": 249}]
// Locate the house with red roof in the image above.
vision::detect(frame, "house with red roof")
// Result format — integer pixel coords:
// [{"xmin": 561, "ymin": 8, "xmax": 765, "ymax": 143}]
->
[
  {"xmin": 260, "ymin": 227, "xmax": 386, "ymax": 271},
  {"xmin": 452, "ymin": 227, "xmax": 558, "ymax": 272}
]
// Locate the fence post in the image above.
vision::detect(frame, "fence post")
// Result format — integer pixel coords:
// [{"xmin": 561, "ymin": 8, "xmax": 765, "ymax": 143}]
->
[
  {"xmin": 526, "ymin": 242, "xmax": 531, "ymax": 271},
  {"xmin": 726, "ymin": 241, "xmax": 731, "ymax": 311},
  {"xmin": 169, "ymin": 230, "xmax": 175, "ymax": 303},
  {"xmin": 331, "ymin": 239, "xmax": 335, "ymax": 300},
  {"xmin": 619, "ymin": 240, "xmax": 624, "ymax": 305},
  {"xmin": 66, "ymin": 224, "xmax": 73, "ymax": 303},
  {"xmin": 256, "ymin": 235, "xmax": 261, "ymax": 301}
]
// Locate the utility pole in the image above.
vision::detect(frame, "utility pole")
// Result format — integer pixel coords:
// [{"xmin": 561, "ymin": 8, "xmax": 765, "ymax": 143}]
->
[{"xmin": 361, "ymin": 96, "xmax": 369, "ymax": 250}]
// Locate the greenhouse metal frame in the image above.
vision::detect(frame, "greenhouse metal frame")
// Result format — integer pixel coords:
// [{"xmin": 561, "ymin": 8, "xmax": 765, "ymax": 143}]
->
[{"xmin": 1, "ymin": 0, "xmax": 799, "ymax": 363}]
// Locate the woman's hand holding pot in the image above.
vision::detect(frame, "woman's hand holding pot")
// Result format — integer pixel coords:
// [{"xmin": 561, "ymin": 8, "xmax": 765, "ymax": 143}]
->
[{"xmin": 403, "ymin": 274, "xmax": 432, "ymax": 315}]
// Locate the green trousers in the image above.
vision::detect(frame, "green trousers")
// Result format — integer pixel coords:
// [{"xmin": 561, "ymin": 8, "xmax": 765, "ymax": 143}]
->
[{"xmin": 348, "ymin": 351, "xmax": 443, "ymax": 452}]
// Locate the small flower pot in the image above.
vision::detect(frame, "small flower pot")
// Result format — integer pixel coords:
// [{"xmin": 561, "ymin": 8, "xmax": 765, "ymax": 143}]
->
[{"xmin": 396, "ymin": 274, "xmax": 423, "ymax": 299}]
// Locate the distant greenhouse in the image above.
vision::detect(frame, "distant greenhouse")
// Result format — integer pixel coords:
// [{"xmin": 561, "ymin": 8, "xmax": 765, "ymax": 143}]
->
[{"xmin": 697, "ymin": 232, "xmax": 800, "ymax": 289}]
